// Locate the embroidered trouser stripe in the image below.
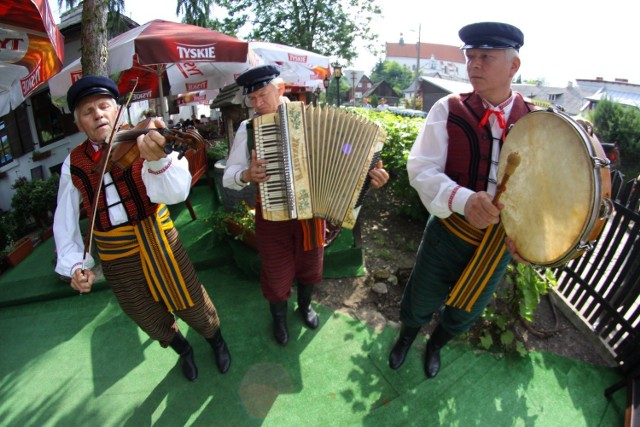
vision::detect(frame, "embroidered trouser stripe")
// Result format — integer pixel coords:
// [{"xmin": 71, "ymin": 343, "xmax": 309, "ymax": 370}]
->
[
  {"xmin": 255, "ymin": 208, "xmax": 324, "ymax": 303},
  {"xmin": 103, "ymin": 227, "xmax": 220, "ymax": 346}
]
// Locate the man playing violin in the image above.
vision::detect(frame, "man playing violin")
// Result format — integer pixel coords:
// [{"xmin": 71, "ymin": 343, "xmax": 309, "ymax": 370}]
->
[{"xmin": 53, "ymin": 76, "xmax": 231, "ymax": 382}]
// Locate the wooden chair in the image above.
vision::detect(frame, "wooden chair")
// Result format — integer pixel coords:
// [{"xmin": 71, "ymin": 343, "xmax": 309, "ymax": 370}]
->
[
  {"xmin": 183, "ymin": 139, "xmax": 214, "ymax": 220},
  {"xmin": 605, "ymin": 363, "xmax": 640, "ymax": 427}
]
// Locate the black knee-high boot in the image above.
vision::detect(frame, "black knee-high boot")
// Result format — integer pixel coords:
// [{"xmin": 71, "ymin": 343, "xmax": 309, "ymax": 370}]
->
[
  {"xmin": 269, "ymin": 301, "xmax": 289, "ymax": 345},
  {"xmin": 169, "ymin": 331, "xmax": 198, "ymax": 381},
  {"xmin": 424, "ymin": 324, "xmax": 454, "ymax": 378},
  {"xmin": 389, "ymin": 324, "xmax": 420, "ymax": 369},
  {"xmin": 297, "ymin": 283, "xmax": 319, "ymax": 329},
  {"xmin": 205, "ymin": 329, "xmax": 231, "ymax": 374}
]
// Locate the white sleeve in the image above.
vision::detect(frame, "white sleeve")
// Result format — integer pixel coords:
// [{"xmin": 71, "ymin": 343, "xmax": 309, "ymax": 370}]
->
[
  {"xmin": 223, "ymin": 121, "xmax": 251, "ymax": 190},
  {"xmin": 142, "ymin": 151, "xmax": 192, "ymax": 205},
  {"xmin": 407, "ymin": 97, "xmax": 474, "ymax": 218},
  {"xmin": 53, "ymin": 155, "xmax": 95, "ymax": 277}
]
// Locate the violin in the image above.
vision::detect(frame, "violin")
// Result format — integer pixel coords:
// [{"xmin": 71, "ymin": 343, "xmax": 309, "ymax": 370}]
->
[{"xmin": 92, "ymin": 119, "xmax": 205, "ymax": 173}]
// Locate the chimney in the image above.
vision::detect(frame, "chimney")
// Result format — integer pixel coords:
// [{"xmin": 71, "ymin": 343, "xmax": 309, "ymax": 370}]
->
[
  {"xmin": 595, "ymin": 77, "xmax": 604, "ymax": 81},
  {"xmin": 399, "ymin": 33, "xmax": 404, "ymax": 46},
  {"xmin": 614, "ymin": 78, "xmax": 628, "ymax": 83}
]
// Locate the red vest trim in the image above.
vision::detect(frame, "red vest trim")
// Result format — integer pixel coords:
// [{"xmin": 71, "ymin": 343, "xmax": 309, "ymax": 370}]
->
[
  {"xmin": 70, "ymin": 140, "xmax": 158, "ymax": 231},
  {"xmin": 445, "ymin": 92, "xmax": 535, "ymax": 191}
]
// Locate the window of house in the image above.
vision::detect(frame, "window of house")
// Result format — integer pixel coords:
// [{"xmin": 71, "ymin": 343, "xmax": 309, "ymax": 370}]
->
[
  {"xmin": 0, "ymin": 120, "xmax": 12, "ymax": 167},
  {"xmin": 548, "ymin": 94, "xmax": 560, "ymax": 102},
  {"xmin": 1, "ymin": 104, "xmax": 34, "ymax": 163},
  {"xmin": 31, "ymin": 90, "xmax": 76, "ymax": 147}
]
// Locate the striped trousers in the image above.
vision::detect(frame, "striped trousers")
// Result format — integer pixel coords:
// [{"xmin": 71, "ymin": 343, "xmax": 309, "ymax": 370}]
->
[
  {"xmin": 255, "ymin": 209, "xmax": 324, "ymax": 303},
  {"xmin": 102, "ymin": 227, "xmax": 220, "ymax": 346},
  {"xmin": 400, "ymin": 215, "xmax": 511, "ymax": 335}
]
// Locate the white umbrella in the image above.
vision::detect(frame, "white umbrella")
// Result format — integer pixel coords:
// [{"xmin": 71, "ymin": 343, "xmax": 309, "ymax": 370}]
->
[{"xmin": 249, "ymin": 41, "xmax": 331, "ymax": 89}]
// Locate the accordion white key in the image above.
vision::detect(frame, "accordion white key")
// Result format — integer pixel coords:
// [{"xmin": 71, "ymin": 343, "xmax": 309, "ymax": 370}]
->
[{"xmin": 251, "ymin": 101, "xmax": 386, "ymax": 229}]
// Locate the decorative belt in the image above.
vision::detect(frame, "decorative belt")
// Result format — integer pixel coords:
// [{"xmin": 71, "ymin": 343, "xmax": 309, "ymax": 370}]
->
[
  {"xmin": 93, "ymin": 205, "xmax": 194, "ymax": 312},
  {"xmin": 441, "ymin": 213, "xmax": 507, "ymax": 312}
]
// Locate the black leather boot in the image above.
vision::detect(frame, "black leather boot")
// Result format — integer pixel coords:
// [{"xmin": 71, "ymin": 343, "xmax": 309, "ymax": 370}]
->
[
  {"xmin": 269, "ymin": 301, "xmax": 289, "ymax": 345},
  {"xmin": 206, "ymin": 329, "xmax": 231, "ymax": 374},
  {"xmin": 389, "ymin": 324, "xmax": 420, "ymax": 369},
  {"xmin": 297, "ymin": 283, "xmax": 319, "ymax": 329},
  {"xmin": 169, "ymin": 331, "xmax": 198, "ymax": 381},
  {"xmin": 424, "ymin": 324, "xmax": 454, "ymax": 378}
]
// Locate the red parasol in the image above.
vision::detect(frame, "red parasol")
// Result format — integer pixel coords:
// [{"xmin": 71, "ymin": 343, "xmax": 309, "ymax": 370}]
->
[
  {"xmin": 49, "ymin": 20, "xmax": 249, "ymax": 119},
  {"xmin": 0, "ymin": 0, "xmax": 64, "ymax": 116}
]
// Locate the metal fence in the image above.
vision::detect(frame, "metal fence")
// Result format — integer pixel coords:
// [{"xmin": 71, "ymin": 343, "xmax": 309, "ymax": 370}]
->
[{"xmin": 554, "ymin": 171, "xmax": 639, "ymax": 373}]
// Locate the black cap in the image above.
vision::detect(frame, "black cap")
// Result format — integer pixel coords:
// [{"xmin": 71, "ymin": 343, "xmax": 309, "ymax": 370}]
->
[
  {"xmin": 236, "ymin": 65, "xmax": 281, "ymax": 95},
  {"xmin": 67, "ymin": 76, "xmax": 119, "ymax": 112},
  {"xmin": 459, "ymin": 22, "xmax": 524, "ymax": 50}
]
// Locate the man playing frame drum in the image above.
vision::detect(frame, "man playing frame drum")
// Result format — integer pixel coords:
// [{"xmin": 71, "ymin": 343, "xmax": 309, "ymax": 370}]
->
[{"xmin": 388, "ymin": 22, "xmax": 535, "ymax": 378}]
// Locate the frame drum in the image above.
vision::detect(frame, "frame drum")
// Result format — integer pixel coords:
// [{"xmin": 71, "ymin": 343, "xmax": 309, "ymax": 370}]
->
[{"xmin": 497, "ymin": 109, "xmax": 612, "ymax": 267}]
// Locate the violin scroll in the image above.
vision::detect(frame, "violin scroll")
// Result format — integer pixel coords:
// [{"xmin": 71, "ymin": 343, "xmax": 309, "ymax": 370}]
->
[{"xmin": 162, "ymin": 128, "xmax": 205, "ymax": 160}]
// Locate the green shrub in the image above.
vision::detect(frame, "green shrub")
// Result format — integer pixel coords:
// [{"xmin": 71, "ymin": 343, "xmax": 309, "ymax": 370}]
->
[
  {"xmin": 10, "ymin": 174, "xmax": 59, "ymax": 230},
  {"xmin": 356, "ymin": 108, "xmax": 428, "ymax": 221}
]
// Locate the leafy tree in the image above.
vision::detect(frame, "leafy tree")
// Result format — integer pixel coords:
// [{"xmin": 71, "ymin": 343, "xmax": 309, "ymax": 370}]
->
[
  {"xmin": 58, "ymin": 0, "xmax": 216, "ymax": 75},
  {"xmin": 592, "ymin": 98, "xmax": 640, "ymax": 176},
  {"xmin": 213, "ymin": 0, "xmax": 382, "ymax": 64},
  {"xmin": 369, "ymin": 60, "xmax": 414, "ymax": 99}
]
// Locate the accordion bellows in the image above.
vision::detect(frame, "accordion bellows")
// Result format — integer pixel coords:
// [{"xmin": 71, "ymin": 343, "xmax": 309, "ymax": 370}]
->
[{"xmin": 252, "ymin": 102, "xmax": 386, "ymax": 229}]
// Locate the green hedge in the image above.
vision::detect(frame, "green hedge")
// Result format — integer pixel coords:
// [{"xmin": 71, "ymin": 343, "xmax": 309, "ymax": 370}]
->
[{"xmin": 356, "ymin": 109, "xmax": 428, "ymax": 221}]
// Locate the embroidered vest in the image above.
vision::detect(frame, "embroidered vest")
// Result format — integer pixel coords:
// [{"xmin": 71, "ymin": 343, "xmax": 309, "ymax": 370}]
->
[
  {"xmin": 70, "ymin": 140, "xmax": 158, "ymax": 231},
  {"xmin": 445, "ymin": 92, "xmax": 535, "ymax": 191}
]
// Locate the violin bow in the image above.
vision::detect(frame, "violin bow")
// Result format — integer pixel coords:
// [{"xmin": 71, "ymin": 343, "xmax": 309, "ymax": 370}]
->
[{"xmin": 81, "ymin": 78, "xmax": 139, "ymax": 272}]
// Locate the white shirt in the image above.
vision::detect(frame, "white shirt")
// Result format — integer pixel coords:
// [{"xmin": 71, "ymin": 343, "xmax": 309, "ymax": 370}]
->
[
  {"xmin": 223, "ymin": 120, "xmax": 251, "ymax": 190},
  {"xmin": 407, "ymin": 95, "xmax": 515, "ymax": 218},
  {"xmin": 53, "ymin": 144, "xmax": 192, "ymax": 277}
]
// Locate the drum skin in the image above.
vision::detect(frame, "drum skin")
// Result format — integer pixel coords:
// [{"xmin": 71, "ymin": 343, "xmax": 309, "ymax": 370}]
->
[{"xmin": 497, "ymin": 110, "xmax": 611, "ymax": 267}]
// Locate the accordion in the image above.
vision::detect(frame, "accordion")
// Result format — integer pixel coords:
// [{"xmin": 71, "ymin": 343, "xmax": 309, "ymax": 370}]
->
[{"xmin": 250, "ymin": 101, "xmax": 386, "ymax": 229}]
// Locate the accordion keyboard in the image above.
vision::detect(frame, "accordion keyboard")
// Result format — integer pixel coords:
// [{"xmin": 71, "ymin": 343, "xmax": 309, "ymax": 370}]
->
[{"xmin": 256, "ymin": 122, "xmax": 288, "ymax": 211}]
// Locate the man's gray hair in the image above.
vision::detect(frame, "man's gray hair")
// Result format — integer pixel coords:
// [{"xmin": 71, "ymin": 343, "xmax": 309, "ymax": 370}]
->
[{"xmin": 505, "ymin": 48, "xmax": 519, "ymax": 62}]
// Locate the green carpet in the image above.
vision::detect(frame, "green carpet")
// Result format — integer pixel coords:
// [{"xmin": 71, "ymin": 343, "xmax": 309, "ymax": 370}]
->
[{"xmin": 0, "ymin": 179, "xmax": 626, "ymax": 426}]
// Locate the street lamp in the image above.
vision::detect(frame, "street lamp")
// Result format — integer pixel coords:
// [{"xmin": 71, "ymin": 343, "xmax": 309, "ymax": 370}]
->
[
  {"xmin": 347, "ymin": 70, "xmax": 357, "ymax": 106},
  {"xmin": 414, "ymin": 24, "xmax": 422, "ymax": 108},
  {"xmin": 323, "ymin": 76, "xmax": 330, "ymax": 105},
  {"xmin": 333, "ymin": 63, "xmax": 343, "ymax": 107},
  {"xmin": 314, "ymin": 86, "xmax": 322, "ymax": 106}
]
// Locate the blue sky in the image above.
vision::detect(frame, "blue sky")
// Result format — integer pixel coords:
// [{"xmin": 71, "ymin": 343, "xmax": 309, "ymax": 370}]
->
[{"xmin": 52, "ymin": 0, "xmax": 640, "ymax": 86}]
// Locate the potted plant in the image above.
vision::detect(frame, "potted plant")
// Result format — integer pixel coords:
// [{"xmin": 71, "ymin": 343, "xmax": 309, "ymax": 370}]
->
[
  {"xmin": 206, "ymin": 139, "xmax": 228, "ymax": 170},
  {"xmin": 32, "ymin": 150, "xmax": 52, "ymax": 161},
  {"xmin": 4, "ymin": 236, "xmax": 34, "ymax": 267},
  {"xmin": 209, "ymin": 202, "xmax": 256, "ymax": 248}
]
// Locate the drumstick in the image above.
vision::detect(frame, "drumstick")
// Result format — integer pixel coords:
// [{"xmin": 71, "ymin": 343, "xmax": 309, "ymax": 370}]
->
[{"xmin": 493, "ymin": 151, "xmax": 521, "ymax": 205}]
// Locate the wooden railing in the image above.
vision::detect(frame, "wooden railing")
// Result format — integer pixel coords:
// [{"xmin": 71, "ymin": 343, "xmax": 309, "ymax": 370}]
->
[{"xmin": 553, "ymin": 171, "xmax": 639, "ymax": 373}]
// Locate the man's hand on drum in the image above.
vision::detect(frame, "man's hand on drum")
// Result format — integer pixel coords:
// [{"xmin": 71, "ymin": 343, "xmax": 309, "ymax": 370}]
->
[
  {"xmin": 242, "ymin": 149, "xmax": 270, "ymax": 183},
  {"xmin": 464, "ymin": 191, "xmax": 501, "ymax": 229},
  {"xmin": 368, "ymin": 160, "xmax": 389, "ymax": 189},
  {"xmin": 505, "ymin": 237, "xmax": 529, "ymax": 265},
  {"xmin": 70, "ymin": 268, "xmax": 96, "ymax": 294}
]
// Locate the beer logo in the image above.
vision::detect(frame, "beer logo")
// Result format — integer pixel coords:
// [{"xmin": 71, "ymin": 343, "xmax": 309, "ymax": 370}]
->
[
  {"xmin": 132, "ymin": 90, "xmax": 154, "ymax": 101},
  {"xmin": 185, "ymin": 81, "xmax": 208, "ymax": 92},
  {"xmin": 288, "ymin": 53, "xmax": 307, "ymax": 64},
  {"xmin": 176, "ymin": 43, "xmax": 217, "ymax": 61},
  {"xmin": 71, "ymin": 70, "xmax": 84, "ymax": 84},
  {"xmin": 0, "ymin": 29, "xmax": 28, "ymax": 63},
  {"xmin": 21, "ymin": 60, "xmax": 43, "ymax": 97}
]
